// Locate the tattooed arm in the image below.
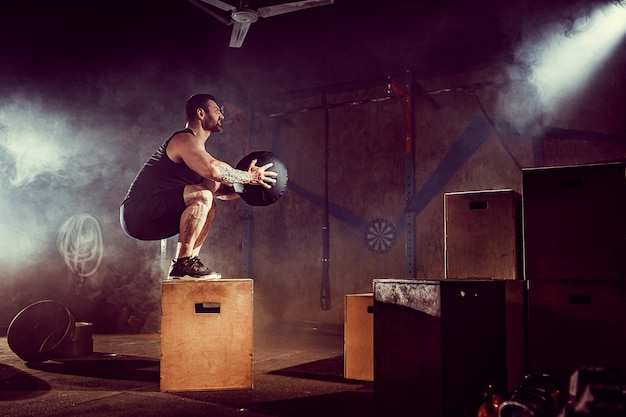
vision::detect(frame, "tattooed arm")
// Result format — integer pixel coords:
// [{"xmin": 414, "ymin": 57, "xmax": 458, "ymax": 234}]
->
[{"xmin": 167, "ymin": 130, "xmax": 277, "ymax": 188}]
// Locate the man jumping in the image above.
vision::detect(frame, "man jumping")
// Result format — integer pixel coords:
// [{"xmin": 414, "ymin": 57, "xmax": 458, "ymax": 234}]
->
[{"xmin": 120, "ymin": 94, "xmax": 276, "ymax": 279}]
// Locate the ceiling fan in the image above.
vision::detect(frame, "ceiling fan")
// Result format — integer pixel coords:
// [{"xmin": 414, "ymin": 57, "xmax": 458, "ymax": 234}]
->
[{"xmin": 188, "ymin": 0, "xmax": 334, "ymax": 48}]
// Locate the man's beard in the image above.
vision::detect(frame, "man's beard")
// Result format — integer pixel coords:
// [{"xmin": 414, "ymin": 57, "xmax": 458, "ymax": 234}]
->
[{"xmin": 206, "ymin": 120, "xmax": 223, "ymax": 133}]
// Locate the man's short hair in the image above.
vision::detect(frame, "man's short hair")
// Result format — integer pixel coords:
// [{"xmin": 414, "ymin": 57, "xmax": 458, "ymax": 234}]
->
[{"xmin": 185, "ymin": 94, "xmax": 218, "ymax": 122}]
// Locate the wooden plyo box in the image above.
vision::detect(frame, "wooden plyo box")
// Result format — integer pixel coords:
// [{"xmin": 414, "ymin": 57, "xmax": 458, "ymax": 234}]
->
[
  {"xmin": 160, "ymin": 279, "xmax": 253, "ymax": 392},
  {"xmin": 444, "ymin": 189, "xmax": 521, "ymax": 280},
  {"xmin": 344, "ymin": 293, "xmax": 373, "ymax": 381}
]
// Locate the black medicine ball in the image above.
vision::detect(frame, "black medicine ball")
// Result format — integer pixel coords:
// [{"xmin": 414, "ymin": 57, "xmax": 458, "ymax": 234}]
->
[{"xmin": 235, "ymin": 151, "xmax": 288, "ymax": 206}]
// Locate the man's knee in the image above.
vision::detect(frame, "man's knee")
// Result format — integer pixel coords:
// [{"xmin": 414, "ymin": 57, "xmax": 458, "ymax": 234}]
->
[
  {"xmin": 191, "ymin": 191, "xmax": 214, "ymax": 208},
  {"xmin": 184, "ymin": 185, "xmax": 215, "ymax": 207}
]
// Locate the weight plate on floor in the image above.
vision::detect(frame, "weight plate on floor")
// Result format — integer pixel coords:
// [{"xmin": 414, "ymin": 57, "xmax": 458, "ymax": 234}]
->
[{"xmin": 7, "ymin": 300, "xmax": 76, "ymax": 363}]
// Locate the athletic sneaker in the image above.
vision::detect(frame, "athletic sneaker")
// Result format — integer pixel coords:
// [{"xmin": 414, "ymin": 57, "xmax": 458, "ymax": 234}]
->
[{"xmin": 168, "ymin": 257, "xmax": 222, "ymax": 280}]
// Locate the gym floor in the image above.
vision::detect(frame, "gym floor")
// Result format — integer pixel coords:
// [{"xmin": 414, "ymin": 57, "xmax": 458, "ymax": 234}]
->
[{"xmin": 0, "ymin": 322, "xmax": 381, "ymax": 417}]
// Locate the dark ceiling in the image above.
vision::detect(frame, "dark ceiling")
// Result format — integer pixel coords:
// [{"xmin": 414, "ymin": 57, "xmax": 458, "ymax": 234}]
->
[{"xmin": 1, "ymin": 0, "xmax": 623, "ymax": 102}]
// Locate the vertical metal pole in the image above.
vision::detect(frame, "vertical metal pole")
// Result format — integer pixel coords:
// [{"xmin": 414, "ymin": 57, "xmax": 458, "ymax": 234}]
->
[
  {"xmin": 321, "ymin": 90, "xmax": 331, "ymax": 310},
  {"xmin": 403, "ymin": 69, "xmax": 416, "ymax": 279}
]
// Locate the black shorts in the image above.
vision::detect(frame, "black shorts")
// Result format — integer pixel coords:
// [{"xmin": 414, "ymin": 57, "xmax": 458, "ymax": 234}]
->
[{"xmin": 120, "ymin": 188, "xmax": 186, "ymax": 240}]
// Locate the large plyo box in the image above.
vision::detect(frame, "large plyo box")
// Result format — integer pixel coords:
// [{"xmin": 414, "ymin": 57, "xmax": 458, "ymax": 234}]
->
[
  {"xmin": 522, "ymin": 162, "xmax": 626, "ymax": 280},
  {"xmin": 527, "ymin": 280, "xmax": 626, "ymax": 385},
  {"xmin": 373, "ymin": 279, "xmax": 525, "ymax": 417},
  {"xmin": 160, "ymin": 279, "xmax": 253, "ymax": 392},
  {"xmin": 444, "ymin": 189, "xmax": 521, "ymax": 280}
]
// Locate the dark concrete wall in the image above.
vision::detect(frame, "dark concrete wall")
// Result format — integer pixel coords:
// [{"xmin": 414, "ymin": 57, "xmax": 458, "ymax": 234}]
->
[{"xmin": 200, "ymin": 60, "xmax": 626, "ymax": 328}]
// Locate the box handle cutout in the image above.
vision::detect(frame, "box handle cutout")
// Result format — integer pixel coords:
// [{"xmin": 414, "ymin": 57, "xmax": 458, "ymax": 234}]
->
[
  {"xmin": 469, "ymin": 201, "xmax": 488, "ymax": 210},
  {"xmin": 569, "ymin": 295, "xmax": 592, "ymax": 305},
  {"xmin": 561, "ymin": 178, "xmax": 583, "ymax": 188},
  {"xmin": 195, "ymin": 302, "xmax": 221, "ymax": 314},
  {"xmin": 367, "ymin": 305, "xmax": 373, "ymax": 314}
]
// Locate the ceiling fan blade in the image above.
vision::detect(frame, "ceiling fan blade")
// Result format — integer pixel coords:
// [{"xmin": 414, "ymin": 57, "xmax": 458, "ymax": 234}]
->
[
  {"xmin": 195, "ymin": 0, "xmax": 236, "ymax": 12},
  {"xmin": 229, "ymin": 21, "xmax": 252, "ymax": 48},
  {"xmin": 257, "ymin": 0, "xmax": 333, "ymax": 18},
  {"xmin": 188, "ymin": 0, "xmax": 233, "ymax": 26}
]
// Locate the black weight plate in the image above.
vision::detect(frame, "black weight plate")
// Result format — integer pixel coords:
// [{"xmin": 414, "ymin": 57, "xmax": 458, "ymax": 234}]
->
[{"xmin": 7, "ymin": 300, "xmax": 76, "ymax": 363}]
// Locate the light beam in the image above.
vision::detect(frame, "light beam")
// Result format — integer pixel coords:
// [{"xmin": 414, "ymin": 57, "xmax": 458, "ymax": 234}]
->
[{"xmin": 530, "ymin": 3, "xmax": 626, "ymax": 109}]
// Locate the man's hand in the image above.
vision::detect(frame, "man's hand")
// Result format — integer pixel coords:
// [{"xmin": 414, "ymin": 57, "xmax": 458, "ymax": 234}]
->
[{"xmin": 247, "ymin": 159, "xmax": 277, "ymax": 189}]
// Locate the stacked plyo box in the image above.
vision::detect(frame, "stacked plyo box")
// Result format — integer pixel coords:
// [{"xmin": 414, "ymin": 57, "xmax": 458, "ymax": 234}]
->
[
  {"xmin": 522, "ymin": 162, "xmax": 626, "ymax": 281},
  {"xmin": 522, "ymin": 162, "xmax": 626, "ymax": 384},
  {"xmin": 369, "ymin": 189, "xmax": 526, "ymax": 416},
  {"xmin": 372, "ymin": 163, "xmax": 626, "ymax": 416},
  {"xmin": 442, "ymin": 188, "xmax": 526, "ymax": 394},
  {"xmin": 444, "ymin": 189, "xmax": 521, "ymax": 280}
]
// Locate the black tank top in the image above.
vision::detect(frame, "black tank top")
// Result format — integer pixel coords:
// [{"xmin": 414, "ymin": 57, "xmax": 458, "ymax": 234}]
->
[{"xmin": 122, "ymin": 129, "xmax": 203, "ymax": 204}]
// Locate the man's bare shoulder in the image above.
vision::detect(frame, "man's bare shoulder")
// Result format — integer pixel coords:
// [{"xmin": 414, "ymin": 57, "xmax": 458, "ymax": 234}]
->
[
  {"xmin": 167, "ymin": 131, "xmax": 204, "ymax": 162},
  {"xmin": 170, "ymin": 130, "xmax": 197, "ymax": 143}
]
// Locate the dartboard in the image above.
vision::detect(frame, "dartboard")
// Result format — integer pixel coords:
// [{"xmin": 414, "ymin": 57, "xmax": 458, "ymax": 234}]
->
[{"xmin": 364, "ymin": 218, "xmax": 396, "ymax": 254}]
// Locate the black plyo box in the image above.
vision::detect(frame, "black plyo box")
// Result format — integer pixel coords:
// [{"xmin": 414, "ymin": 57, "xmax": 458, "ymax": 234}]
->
[
  {"xmin": 373, "ymin": 279, "xmax": 524, "ymax": 417},
  {"xmin": 522, "ymin": 162, "xmax": 626, "ymax": 280}
]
